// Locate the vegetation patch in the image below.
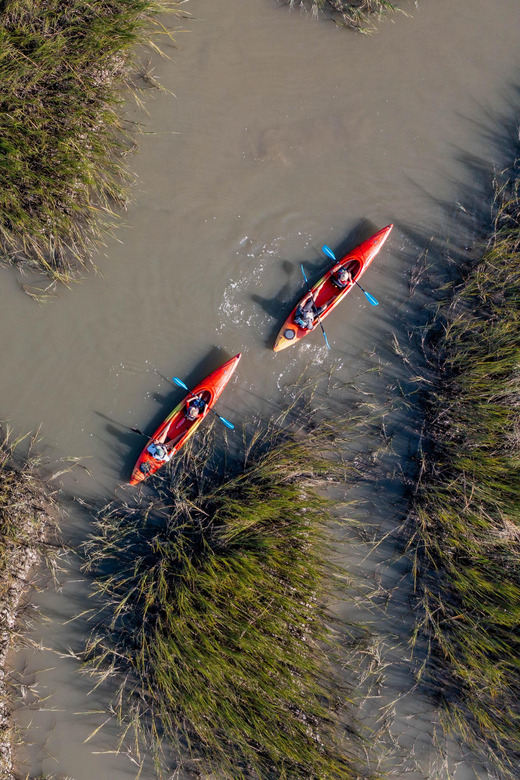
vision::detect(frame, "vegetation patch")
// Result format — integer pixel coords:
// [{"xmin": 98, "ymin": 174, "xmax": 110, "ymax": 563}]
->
[
  {"xmin": 0, "ymin": 0, "xmax": 181, "ymax": 281},
  {"xmin": 289, "ymin": 0, "xmax": 400, "ymax": 32},
  {"xmin": 404, "ymin": 169, "xmax": 520, "ymax": 777},
  {"xmin": 82, "ymin": 411, "xmax": 364, "ymax": 779},
  {"xmin": 0, "ymin": 428, "xmax": 60, "ymax": 779}
]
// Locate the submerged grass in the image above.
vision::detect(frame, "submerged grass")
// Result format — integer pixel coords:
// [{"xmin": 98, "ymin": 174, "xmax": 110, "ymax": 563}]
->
[
  {"xmin": 82, "ymin": 409, "xmax": 364, "ymax": 779},
  {"xmin": 0, "ymin": 0, "xmax": 181, "ymax": 280},
  {"xmin": 404, "ymin": 168, "xmax": 520, "ymax": 776}
]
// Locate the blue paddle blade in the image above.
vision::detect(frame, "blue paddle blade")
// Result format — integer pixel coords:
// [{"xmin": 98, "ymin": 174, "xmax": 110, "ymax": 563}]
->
[
  {"xmin": 322, "ymin": 244, "xmax": 336, "ymax": 261},
  {"xmin": 172, "ymin": 376, "xmax": 188, "ymax": 390},
  {"xmin": 300, "ymin": 263, "xmax": 308, "ymax": 283},
  {"xmin": 218, "ymin": 416, "xmax": 235, "ymax": 430},
  {"xmin": 364, "ymin": 291, "xmax": 379, "ymax": 306}
]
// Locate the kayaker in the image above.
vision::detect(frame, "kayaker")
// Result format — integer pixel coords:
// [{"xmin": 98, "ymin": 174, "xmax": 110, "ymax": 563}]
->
[
  {"xmin": 147, "ymin": 437, "xmax": 175, "ymax": 462},
  {"xmin": 185, "ymin": 394, "xmax": 206, "ymax": 421},
  {"xmin": 331, "ymin": 266, "xmax": 352, "ymax": 289},
  {"xmin": 146, "ymin": 422, "xmax": 183, "ymax": 462},
  {"xmin": 294, "ymin": 296, "xmax": 326, "ymax": 330}
]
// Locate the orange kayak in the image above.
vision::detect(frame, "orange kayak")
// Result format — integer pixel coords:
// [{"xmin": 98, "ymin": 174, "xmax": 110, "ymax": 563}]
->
[
  {"xmin": 273, "ymin": 225, "xmax": 393, "ymax": 352},
  {"xmin": 129, "ymin": 353, "xmax": 241, "ymax": 485}
]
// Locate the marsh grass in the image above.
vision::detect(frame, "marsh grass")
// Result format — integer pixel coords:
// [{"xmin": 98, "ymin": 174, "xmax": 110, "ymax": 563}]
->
[
  {"xmin": 82, "ymin": 405, "xmax": 365, "ymax": 779},
  {"xmin": 290, "ymin": 0, "xmax": 400, "ymax": 32},
  {"xmin": 403, "ymin": 169, "xmax": 520, "ymax": 777},
  {"xmin": 0, "ymin": 426, "xmax": 61, "ymax": 778},
  {"xmin": 0, "ymin": 0, "xmax": 181, "ymax": 280}
]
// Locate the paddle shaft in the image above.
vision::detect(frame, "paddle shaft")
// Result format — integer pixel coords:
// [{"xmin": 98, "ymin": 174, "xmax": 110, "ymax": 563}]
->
[{"xmin": 131, "ymin": 427, "xmax": 152, "ymax": 439}]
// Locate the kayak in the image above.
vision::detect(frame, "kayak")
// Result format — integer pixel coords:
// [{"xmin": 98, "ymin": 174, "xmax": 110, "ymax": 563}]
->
[
  {"xmin": 129, "ymin": 353, "xmax": 241, "ymax": 485},
  {"xmin": 273, "ymin": 225, "xmax": 393, "ymax": 352}
]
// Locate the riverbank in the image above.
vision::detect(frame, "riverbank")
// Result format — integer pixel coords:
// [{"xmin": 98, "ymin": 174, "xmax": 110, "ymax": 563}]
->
[
  {"xmin": 0, "ymin": 0, "xmax": 182, "ymax": 283},
  {"xmin": 404, "ymin": 163, "xmax": 520, "ymax": 778},
  {"xmin": 0, "ymin": 429, "xmax": 59, "ymax": 780}
]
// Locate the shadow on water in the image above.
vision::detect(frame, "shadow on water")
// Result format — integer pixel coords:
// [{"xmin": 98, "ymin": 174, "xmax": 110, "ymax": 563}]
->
[
  {"xmin": 252, "ymin": 280, "xmax": 292, "ymax": 319},
  {"xmin": 321, "ymin": 218, "xmax": 381, "ymax": 263},
  {"xmin": 252, "ymin": 258, "xmax": 295, "ymax": 346}
]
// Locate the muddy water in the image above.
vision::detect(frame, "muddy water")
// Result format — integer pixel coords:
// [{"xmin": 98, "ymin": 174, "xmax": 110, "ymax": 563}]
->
[{"xmin": 3, "ymin": 0, "xmax": 520, "ymax": 777}]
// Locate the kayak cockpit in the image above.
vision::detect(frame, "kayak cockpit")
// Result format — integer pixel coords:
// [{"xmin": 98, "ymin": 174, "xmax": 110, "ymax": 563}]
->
[
  {"xmin": 165, "ymin": 389, "xmax": 212, "ymax": 444},
  {"xmin": 333, "ymin": 258, "xmax": 360, "ymax": 284}
]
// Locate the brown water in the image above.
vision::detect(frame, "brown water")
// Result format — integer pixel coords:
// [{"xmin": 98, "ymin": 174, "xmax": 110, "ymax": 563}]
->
[{"xmin": 3, "ymin": 0, "xmax": 520, "ymax": 777}]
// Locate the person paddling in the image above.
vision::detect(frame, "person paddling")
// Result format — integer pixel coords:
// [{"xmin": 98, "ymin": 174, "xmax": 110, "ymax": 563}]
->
[
  {"xmin": 331, "ymin": 266, "xmax": 352, "ymax": 289},
  {"xmin": 147, "ymin": 430, "xmax": 176, "ymax": 462},
  {"xmin": 294, "ymin": 296, "xmax": 327, "ymax": 331},
  {"xmin": 185, "ymin": 394, "xmax": 206, "ymax": 421}
]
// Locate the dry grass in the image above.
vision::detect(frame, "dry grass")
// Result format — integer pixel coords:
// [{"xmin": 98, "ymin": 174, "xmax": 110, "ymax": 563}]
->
[{"xmin": 289, "ymin": 0, "xmax": 400, "ymax": 32}]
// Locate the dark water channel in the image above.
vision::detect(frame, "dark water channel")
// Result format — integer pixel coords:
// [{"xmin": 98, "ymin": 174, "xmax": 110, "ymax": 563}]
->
[{"xmin": 2, "ymin": 0, "xmax": 520, "ymax": 777}]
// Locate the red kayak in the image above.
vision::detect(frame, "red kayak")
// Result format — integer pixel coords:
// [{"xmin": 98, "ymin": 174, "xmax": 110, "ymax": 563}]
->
[
  {"xmin": 129, "ymin": 354, "xmax": 241, "ymax": 485},
  {"xmin": 273, "ymin": 225, "xmax": 393, "ymax": 352}
]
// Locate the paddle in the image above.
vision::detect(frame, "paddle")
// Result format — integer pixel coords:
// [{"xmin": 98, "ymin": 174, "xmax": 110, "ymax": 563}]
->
[
  {"xmin": 300, "ymin": 264, "xmax": 331, "ymax": 350},
  {"xmin": 171, "ymin": 377, "xmax": 235, "ymax": 430},
  {"xmin": 322, "ymin": 244, "xmax": 379, "ymax": 306},
  {"xmin": 130, "ymin": 426, "xmax": 151, "ymax": 438}
]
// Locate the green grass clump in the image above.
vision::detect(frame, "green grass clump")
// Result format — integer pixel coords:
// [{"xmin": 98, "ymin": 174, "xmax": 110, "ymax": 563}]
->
[
  {"xmin": 82, "ymin": 416, "xmax": 362, "ymax": 779},
  {"xmin": 0, "ymin": 0, "xmax": 180, "ymax": 280},
  {"xmin": 405, "ymin": 171, "xmax": 520, "ymax": 776}
]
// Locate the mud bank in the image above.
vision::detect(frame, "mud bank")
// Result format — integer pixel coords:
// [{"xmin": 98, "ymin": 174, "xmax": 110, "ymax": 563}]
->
[{"xmin": 0, "ymin": 432, "xmax": 59, "ymax": 779}]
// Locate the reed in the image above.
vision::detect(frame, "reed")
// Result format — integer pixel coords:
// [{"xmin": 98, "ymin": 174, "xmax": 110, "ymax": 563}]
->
[
  {"xmin": 82, "ymin": 410, "xmax": 364, "ymax": 779},
  {"xmin": 290, "ymin": 0, "xmax": 399, "ymax": 32},
  {"xmin": 0, "ymin": 0, "xmax": 181, "ymax": 281},
  {"xmin": 404, "ymin": 169, "xmax": 520, "ymax": 777}
]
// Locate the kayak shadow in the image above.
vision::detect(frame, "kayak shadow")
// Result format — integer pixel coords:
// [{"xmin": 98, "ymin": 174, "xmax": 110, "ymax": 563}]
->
[
  {"xmin": 308, "ymin": 218, "xmax": 381, "ymax": 278},
  {"xmin": 252, "ymin": 259, "xmax": 302, "ymax": 348},
  {"xmin": 166, "ymin": 345, "xmax": 237, "ymax": 392},
  {"xmin": 252, "ymin": 284, "xmax": 297, "ymax": 348}
]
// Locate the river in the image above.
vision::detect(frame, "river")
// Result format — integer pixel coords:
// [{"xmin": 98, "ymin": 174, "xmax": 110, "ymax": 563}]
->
[{"xmin": 2, "ymin": 0, "xmax": 520, "ymax": 777}]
